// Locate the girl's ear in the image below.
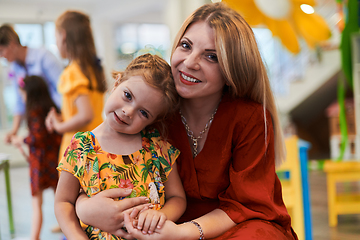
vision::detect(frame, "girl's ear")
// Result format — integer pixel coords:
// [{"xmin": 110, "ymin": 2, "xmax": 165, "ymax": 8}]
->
[{"xmin": 113, "ymin": 73, "xmax": 122, "ymax": 88}]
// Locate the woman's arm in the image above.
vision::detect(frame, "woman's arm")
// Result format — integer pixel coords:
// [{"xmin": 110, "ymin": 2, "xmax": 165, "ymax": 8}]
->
[
  {"xmin": 55, "ymin": 171, "xmax": 89, "ymax": 240},
  {"xmin": 75, "ymin": 188, "xmax": 152, "ymax": 236},
  {"xmin": 52, "ymin": 94, "xmax": 94, "ymax": 134},
  {"xmin": 124, "ymin": 208, "xmax": 235, "ymax": 240}
]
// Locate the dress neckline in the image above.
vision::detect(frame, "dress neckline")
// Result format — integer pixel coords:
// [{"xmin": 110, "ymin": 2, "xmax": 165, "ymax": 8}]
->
[{"xmin": 89, "ymin": 130, "xmax": 145, "ymax": 157}]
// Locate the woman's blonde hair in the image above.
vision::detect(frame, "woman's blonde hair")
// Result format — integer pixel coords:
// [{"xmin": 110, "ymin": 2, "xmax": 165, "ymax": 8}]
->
[
  {"xmin": 56, "ymin": 10, "xmax": 106, "ymax": 93},
  {"xmin": 171, "ymin": 2, "xmax": 285, "ymax": 165},
  {"xmin": 113, "ymin": 53, "xmax": 179, "ymax": 134}
]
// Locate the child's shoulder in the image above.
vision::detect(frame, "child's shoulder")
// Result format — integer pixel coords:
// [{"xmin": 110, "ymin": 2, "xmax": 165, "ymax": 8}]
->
[
  {"xmin": 143, "ymin": 128, "xmax": 161, "ymax": 139},
  {"xmin": 142, "ymin": 128, "xmax": 176, "ymax": 150},
  {"xmin": 72, "ymin": 131, "xmax": 94, "ymax": 142}
]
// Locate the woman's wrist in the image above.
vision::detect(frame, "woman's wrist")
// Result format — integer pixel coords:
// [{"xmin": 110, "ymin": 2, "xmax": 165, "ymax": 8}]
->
[{"xmin": 178, "ymin": 221, "xmax": 205, "ymax": 240}]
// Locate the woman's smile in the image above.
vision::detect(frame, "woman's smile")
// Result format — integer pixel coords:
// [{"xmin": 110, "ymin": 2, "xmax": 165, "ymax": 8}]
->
[{"xmin": 180, "ymin": 71, "xmax": 201, "ymax": 85}]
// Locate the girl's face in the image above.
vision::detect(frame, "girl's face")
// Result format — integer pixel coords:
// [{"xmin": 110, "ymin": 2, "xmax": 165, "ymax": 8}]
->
[
  {"xmin": 171, "ymin": 21, "xmax": 226, "ymax": 101},
  {"xmin": 104, "ymin": 76, "xmax": 164, "ymax": 135},
  {"xmin": 55, "ymin": 29, "xmax": 66, "ymax": 58}
]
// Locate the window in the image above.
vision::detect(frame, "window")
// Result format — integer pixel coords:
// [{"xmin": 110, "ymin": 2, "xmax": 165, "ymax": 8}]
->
[{"xmin": 114, "ymin": 23, "xmax": 171, "ymax": 70}]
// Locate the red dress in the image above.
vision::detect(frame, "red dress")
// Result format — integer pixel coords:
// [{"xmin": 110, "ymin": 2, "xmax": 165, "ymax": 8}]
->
[
  {"xmin": 167, "ymin": 93, "xmax": 298, "ymax": 240},
  {"xmin": 24, "ymin": 107, "xmax": 62, "ymax": 196}
]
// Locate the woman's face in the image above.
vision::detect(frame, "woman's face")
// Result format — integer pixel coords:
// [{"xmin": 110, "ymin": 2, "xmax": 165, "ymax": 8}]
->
[{"xmin": 171, "ymin": 21, "xmax": 226, "ymax": 101}]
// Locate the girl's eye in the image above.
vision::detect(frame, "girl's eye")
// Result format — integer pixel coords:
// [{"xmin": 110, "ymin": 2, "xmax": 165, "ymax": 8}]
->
[
  {"xmin": 206, "ymin": 53, "xmax": 218, "ymax": 62},
  {"xmin": 140, "ymin": 110, "xmax": 149, "ymax": 118},
  {"xmin": 124, "ymin": 91, "xmax": 132, "ymax": 100}
]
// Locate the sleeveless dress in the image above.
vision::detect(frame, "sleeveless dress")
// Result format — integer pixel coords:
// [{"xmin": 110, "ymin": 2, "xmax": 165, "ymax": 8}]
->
[
  {"xmin": 57, "ymin": 129, "xmax": 180, "ymax": 240},
  {"xmin": 25, "ymin": 107, "xmax": 62, "ymax": 196}
]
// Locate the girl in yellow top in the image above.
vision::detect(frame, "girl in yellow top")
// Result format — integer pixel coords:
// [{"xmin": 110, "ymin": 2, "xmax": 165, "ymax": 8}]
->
[
  {"xmin": 54, "ymin": 54, "xmax": 186, "ymax": 240},
  {"xmin": 46, "ymin": 10, "xmax": 106, "ymax": 160}
]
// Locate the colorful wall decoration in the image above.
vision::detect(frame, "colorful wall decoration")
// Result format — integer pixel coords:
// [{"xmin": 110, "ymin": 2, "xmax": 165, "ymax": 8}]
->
[{"xmin": 223, "ymin": 0, "xmax": 332, "ymax": 54}]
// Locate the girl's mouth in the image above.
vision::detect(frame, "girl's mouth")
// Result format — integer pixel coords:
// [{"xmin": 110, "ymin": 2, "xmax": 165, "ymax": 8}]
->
[
  {"xmin": 180, "ymin": 72, "xmax": 201, "ymax": 85},
  {"xmin": 114, "ymin": 112, "xmax": 128, "ymax": 125}
]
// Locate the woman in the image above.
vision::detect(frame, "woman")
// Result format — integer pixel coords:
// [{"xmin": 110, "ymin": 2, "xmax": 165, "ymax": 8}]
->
[{"xmin": 75, "ymin": 2, "xmax": 297, "ymax": 239}]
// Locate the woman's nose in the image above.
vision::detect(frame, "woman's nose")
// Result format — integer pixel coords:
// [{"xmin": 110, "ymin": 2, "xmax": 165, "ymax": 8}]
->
[{"xmin": 183, "ymin": 52, "xmax": 200, "ymax": 70}]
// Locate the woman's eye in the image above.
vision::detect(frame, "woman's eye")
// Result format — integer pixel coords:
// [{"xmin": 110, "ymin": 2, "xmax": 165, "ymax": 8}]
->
[
  {"xmin": 206, "ymin": 53, "xmax": 218, "ymax": 62},
  {"xmin": 180, "ymin": 41, "xmax": 190, "ymax": 49},
  {"xmin": 124, "ymin": 91, "xmax": 132, "ymax": 100},
  {"xmin": 140, "ymin": 110, "xmax": 149, "ymax": 118}
]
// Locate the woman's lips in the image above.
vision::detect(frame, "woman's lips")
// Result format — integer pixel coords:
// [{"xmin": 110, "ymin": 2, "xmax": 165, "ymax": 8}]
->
[
  {"xmin": 179, "ymin": 72, "xmax": 201, "ymax": 85},
  {"xmin": 114, "ymin": 112, "xmax": 128, "ymax": 125}
]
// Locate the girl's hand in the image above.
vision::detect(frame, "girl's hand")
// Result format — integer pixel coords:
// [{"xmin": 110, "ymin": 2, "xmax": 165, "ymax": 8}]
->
[
  {"xmin": 45, "ymin": 108, "xmax": 56, "ymax": 132},
  {"xmin": 134, "ymin": 208, "xmax": 167, "ymax": 235},
  {"xmin": 75, "ymin": 188, "xmax": 151, "ymax": 237},
  {"xmin": 124, "ymin": 213, "xmax": 184, "ymax": 240},
  {"xmin": 45, "ymin": 107, "xmax": 62, "ymax": 133}
]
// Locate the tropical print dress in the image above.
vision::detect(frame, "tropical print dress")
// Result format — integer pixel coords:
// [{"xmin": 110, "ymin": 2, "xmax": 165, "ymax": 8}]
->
[{"xmin": 57, "ymin": 129, "xmax": 180, "ymax": 240}]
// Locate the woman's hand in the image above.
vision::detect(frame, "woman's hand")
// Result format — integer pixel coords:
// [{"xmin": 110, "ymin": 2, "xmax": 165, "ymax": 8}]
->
[
  {"xmin": 124, "ymin": 212, "xmax": 184, "ymax": 240},
  {"xmin": 75, "ymin": 188, "xmax": 151, "ymax": 237}
]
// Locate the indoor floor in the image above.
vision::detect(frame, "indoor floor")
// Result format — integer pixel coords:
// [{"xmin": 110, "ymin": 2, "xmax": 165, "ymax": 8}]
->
[{"xmin": 1, "ymin": 166, "xmax": 360, "ymax": 240}]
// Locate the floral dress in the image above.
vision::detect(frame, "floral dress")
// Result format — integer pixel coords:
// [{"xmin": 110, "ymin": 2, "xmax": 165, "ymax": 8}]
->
[
  {"xmin": 24, "ymin": 107, "xmax": 62, "ymax": 196},
  {"xmin": 57, "ymin": 129, "xmax": 180, "ymax": 240}
]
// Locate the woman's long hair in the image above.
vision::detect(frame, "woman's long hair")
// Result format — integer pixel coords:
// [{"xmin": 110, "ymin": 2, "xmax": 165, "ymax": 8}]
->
[
  {"xmin": 56, "ymin": 10, "xmax": 106, "ymax": 93},
  {"xmin": 171, "ymin": 2, "xmax": 286, "ymax": 165}
]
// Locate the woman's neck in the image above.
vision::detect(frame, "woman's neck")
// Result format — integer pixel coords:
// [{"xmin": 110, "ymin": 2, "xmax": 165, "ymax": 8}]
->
[{"xmin": 180, "ymin": 93, "xmax": 222, "ymax": 123}]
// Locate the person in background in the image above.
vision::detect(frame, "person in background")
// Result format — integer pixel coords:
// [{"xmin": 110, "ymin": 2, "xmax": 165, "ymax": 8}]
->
[
  {"xmin": 74, "ymin": 2, "xmax": 298, "ymax": 240},
  {"xmin": 11, "ymin": 75, "xmax": 62, "ymax": 240},
  {"xmin": 0, "ymin": 24, "xmax": 62, "ymax": 144},
  {"xmin": 45, "ymin": 10, "xmax": 107, "ymax": 162},
  {"xmin": 55, "ymin": 54, "xmax": 186, "ymax": 240}
]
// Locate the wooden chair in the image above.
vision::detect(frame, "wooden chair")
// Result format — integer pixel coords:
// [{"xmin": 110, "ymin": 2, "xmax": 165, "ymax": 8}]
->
[
  {"xmin": 323, "ymin": 160, "xmax": 360, "ymax": 227},
  {"xmin": 277, "ymin": 135, "xmax": 305, "ymax": 240}
]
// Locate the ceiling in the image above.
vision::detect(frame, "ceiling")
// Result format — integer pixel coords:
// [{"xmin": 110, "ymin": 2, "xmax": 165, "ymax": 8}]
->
[{"xmin": 0, "ymin": 0, "xmax": 167, "ymax": 24}]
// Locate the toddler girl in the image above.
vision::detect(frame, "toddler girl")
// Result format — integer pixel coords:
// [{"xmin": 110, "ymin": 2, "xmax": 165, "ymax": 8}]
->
[
  {"xmin": 54, "ymin": 54, "xmax": 186, "ymax": 240},
  {"xmin": 11, "ymin": 75, "xmax": 62, "ymax": 240}
]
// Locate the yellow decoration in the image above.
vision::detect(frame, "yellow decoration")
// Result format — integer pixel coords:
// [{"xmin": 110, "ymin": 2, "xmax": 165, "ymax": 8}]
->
[{"xmin": 224, "ymin": 0, "xmax": 331, "ymax": 53}]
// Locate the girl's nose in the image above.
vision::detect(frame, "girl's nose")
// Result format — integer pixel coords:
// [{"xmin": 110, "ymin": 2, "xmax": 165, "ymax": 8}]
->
[
  {"xmin": 183, "ymin": 52, "xmax": 200, "ymax": 70},
  {"xmin": 122, "ymin": 107, "xmax": 134, "ymax": 118}
]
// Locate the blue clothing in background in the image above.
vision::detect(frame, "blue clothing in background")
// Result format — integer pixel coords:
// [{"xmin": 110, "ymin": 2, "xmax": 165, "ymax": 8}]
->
[{"xmin": 7, "ymin": 47, "xmax": 63, "ymax": 115}]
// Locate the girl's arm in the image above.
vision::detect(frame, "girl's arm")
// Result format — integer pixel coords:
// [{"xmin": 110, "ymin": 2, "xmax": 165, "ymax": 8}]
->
[
  {"xmin": 55, "ymin": 171, "xmax": 89, "ymax": 240},
  {"xmin": 52, "ymin": 94, "xmax": 94, "ymax": 134},
  {"xmin": 158, "ymin": 162, "xmax": 186, "ymax": 221},
  {"xmin": 131, "ymin": 162, "xmax": 187, "ymax": 234}
]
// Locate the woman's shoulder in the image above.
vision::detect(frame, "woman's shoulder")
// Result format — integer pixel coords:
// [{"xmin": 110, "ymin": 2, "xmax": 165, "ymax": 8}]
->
[{"xmin": 221, "ymin": 95, "xmax": 265, "ymax": 121}]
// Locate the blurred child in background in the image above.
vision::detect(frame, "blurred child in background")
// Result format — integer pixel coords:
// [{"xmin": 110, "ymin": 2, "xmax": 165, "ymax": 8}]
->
[
  {"xmin": 46, "ymin": 10, "xmax": 107, "ymax": 161},
  {"xmin": 11, "ymin": 75, "xmax": 62, "ymax": 240}
]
